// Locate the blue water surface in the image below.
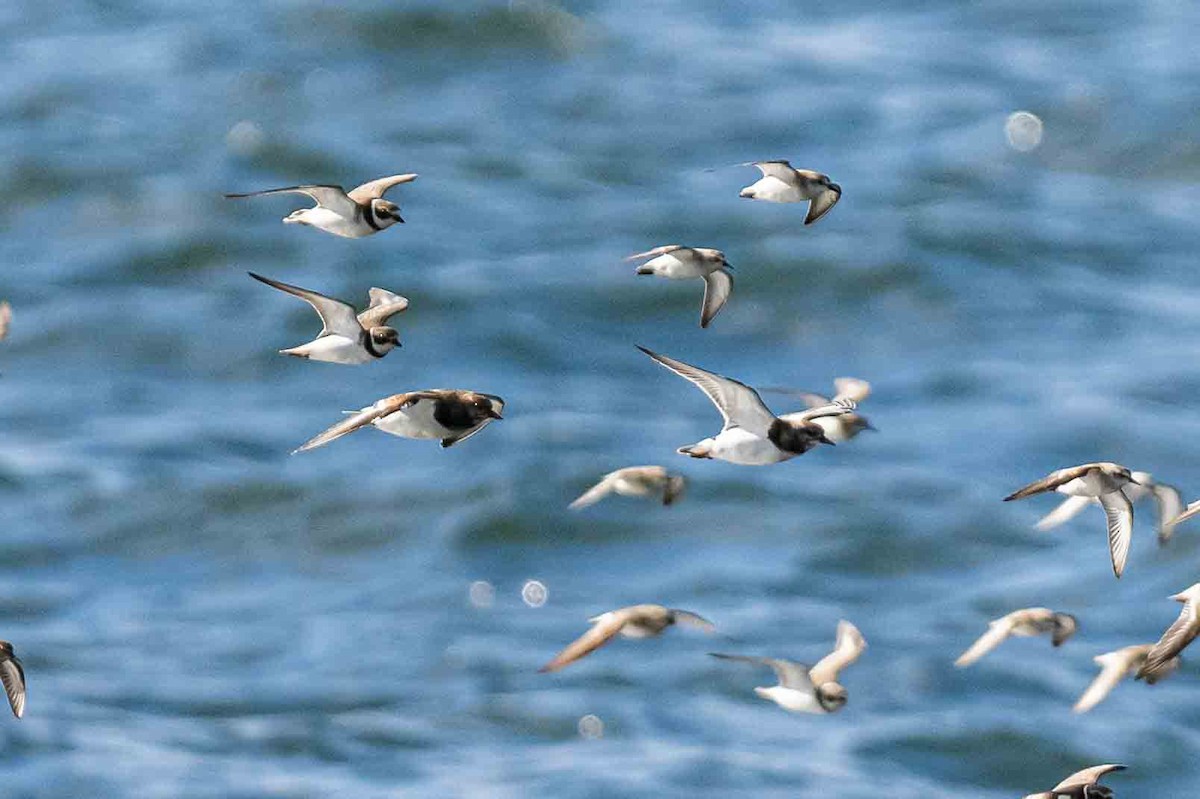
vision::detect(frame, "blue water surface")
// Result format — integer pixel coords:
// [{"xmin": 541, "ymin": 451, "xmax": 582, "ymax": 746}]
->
[{"xmin": 2, "ymin": 1, "xmax": 1200, "ymax": 796}]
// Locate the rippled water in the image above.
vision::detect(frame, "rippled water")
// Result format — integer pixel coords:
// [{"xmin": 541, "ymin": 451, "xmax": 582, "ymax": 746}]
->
[{"xmin": 2, "ymin": 0, "xmax": 1200, "ymax": 796}]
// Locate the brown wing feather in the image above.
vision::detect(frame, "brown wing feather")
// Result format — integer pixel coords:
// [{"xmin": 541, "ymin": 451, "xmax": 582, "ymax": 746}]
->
[
  {"xmin": 539, "ymin": 611, "xmax": 629, "ymax": 672},
  {"xmin": 0, "ymin": 655, "xmax": 25, "ymax": 719},
  {"xmin": 804, "ymin": 186, "xmax": 841, "ymax": 224},
  {"xmin": 1052, "ymin": 764, "xmax": 1126, "ymax": 791},
  {"xmin": 357, "ymin": 288, "xmax": 410, "ymax": 330},
  {"xmin": 346, "ymin": 174, "xmax": 418, "ymax": 204},
  {"xmin": 1138, "ymin": 600, "xmax": 1198, "ymax": 680},
  {"xmin": 1004, "ymin": 465, "xmax": 1093, "ymax": 501},
  {"xmin": 292, "ymin": 393, "xmax": 415, "ymax": 454},
  {"xmin": 809, "ymin": 620, "xmax": 866, "ymax": 685}
]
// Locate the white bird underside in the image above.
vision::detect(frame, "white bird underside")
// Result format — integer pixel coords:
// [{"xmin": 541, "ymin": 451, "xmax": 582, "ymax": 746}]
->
[{"xmin": 281, "ymin": 334, "xmax": 375, "ymax": 364}]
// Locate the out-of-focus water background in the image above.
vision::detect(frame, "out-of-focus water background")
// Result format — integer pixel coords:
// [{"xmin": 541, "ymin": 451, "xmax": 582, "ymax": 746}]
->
[{"xmin": 2, "ymin": 0, "xmax": 1200, "ymax": 796}]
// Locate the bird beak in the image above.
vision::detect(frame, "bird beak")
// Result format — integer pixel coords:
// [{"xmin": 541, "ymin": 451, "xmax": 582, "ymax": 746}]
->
[
  {"xmin": 863, "ymin": 420, "xmax": 878, "ymax": 432},
  {"xmin": 487, "ymin": 410, "xmax": 504, "ymax": 420},
  {"xmin": 828, "ymin": 182, "xmax": 842, "ymax": 194},
  {"xmin": 395, "ymin": 214, "xmax": 405, "ymax": 224},
  {"xmin": 820, "ymin": 435, "xmax": 836, "ymax": 446},
  {"xmin": 635, "ymin": 266, "xmax": 653, "ymax": 275}
]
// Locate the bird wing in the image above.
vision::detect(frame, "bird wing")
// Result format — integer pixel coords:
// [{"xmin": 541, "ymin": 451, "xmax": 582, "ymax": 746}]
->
[
  {"xmin": 1151, "ymin": 481, "xmax": 1185, "ymax": 545},
  {"xmin": 669, "ymin": 609, "xmax": 716, "ymax": 633},
  {"xmin": 1168, "ymin": 499, "xmax": 1200, "ymax": 530},
  {"xmin": 1052, "ymin": 764, "xmax": 1126, "ymax": 791},
  {"xmin": 637, "ymin": 346, "xmax": 776, "ymax": 436},
  {"xmin": 1138, "ymin": 599, "xmax": 1199, "ymax": 680},
  {"xmin": 624, "ymin": 244, "xmax": 684, "ymax": 261},
  {"xmin": 346, "ymin": 173, "xmax": 418, "ymax": 203},
  {"xmin": 1004, "ymin": 464, "xmax": 1096, "ymax": 501},
  {"xmin": 795, "ymin": 398, "xmax": 857, "ymax": 423},
  {"xmin": 225, "ymin": 184, "xmax": 357, "ymax": 217},
  {"xmin": 699, "ymin": 269, "xmax": 733, "ymax": 329},
  {"xmin": 249, "ymin": 272, "xmax": 362, "ymax": 338},
  {"xmin": 1073, "ymin": 651, "xmax": 1139, "ymax": 714},
  {"xmin": 1035, "ymin": 495, "xmax": 1094, "ymax": 531},
  {"xmin": 954, "ymin": 617, "xmax": 1015, "ymax": 667},
  {"xmin": 539, "ymin": 610, "xmax": 629, "ymax": 672},
  {"xmin": 809, "ymin": 620, "xmax": 867, "ymax": 685},
  {"xmin": 748, "ymin": 160, "xmax": 795, "ymax": 180},
  {"xmin": 356, "ymin": 288, "xmax": 410, "ymax": 330},
  {"xmin": 804, "ymin": 186, "xmax": 841, "ymax": 225},
  {"xmin": 292, "ymin": 393, "xmax": 415, "ymax": 454},
  {"xmin": 757, "ymin": 388, "xmax": 831, "ymax": 408},
  {"xmin": 831, "ymin": 377, "xmax": 870, "ymax": 403},
  {"xmin": 569, "ymin": 473, "xmax": 617, "ymax": 510},
  {"xmin": 1098, "ymin": 490, "xmax": 1133, "ymax": 578},
  {"xmin": 0, "ymin": 656, "xmax": 25, "ymax": 719},
  {"xmin": 709, "ymin": 653, "xmax": 814, "ymax": 690},
  {"xmin": 439, "ymin": 419, "xmax": 496, "ymax": 449}
]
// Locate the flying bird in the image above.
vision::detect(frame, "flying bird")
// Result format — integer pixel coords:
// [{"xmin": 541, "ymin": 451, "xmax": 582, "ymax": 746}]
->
[
  {"xmin": 626, "ymin": 245, "xmax": 733, "ymax": 328},
  {"xmin": 294, "ymin": 390, "xmax": 503, "ymax": 453},
  {"xmin": 1022, "ymin": 764, "xmax": 1125, "ymax": 799},
  {"xmin": 569, "ymin": 466, "xmax": 686, "ymax": 510},
  {"xmin": 0, "ymin": 301, "xmax": 10, "ymax": 342},
  {"xmin": 539, "ymin": 604, "xmax": 714, "ymax": 672},
  {"xmin": 225, "ymin": 173, "xmax": 417, "ymax": 238},
  {"xmin": 1005, "ymin": 463, "xmax": 1142, "ymax": 577},
  {"xmin": 1035, "ymin": 471, "xmax": 1184, "ymax": 546},
  {"xmin": 0, "ymin": 641, "xmax": 25, "ymax": 719},
  {"xmin": 1073, "ymin": 643, "xmax": 1179, "ymax": 714},
  {"xmin": 737, "ymin": 161, "xmax": 841, "ymax": 224},
  {"xmin": 955, "ymin": 607, "xmax": 1077, "ymax": 667},
  {"xmin": 249, "ymin": 272, "xmax": 408, "ymax": 364},
  {"xmin": 1136, "ymin": 583, "xmax": 1200, "ymax": 682},
  {"xmin": 638, "ymin": 346, "xmax": 854, "ymax": 465},
  {"xmin": 766, "ymin": 377, "xmax": 875, "ymax": 443},
  {"xmin": 710, "ymin": 620, "xmax": 866, "ymax": 714},
  {"xmin": 1165, "ymin": 497, "xmax": 1200, "ymax": 532}
]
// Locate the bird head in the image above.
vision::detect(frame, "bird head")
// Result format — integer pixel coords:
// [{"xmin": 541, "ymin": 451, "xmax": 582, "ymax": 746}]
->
[
  {"xmin": 816, "ymin": 681, "xmax": 848, "ymax": 712},
  {"xmin": 369, "ymin": 327, "xmax": 401, "ymax": 354},
  {"xmin": 371, "ymin": 198, "xmax": 404, "ymax": 227}
]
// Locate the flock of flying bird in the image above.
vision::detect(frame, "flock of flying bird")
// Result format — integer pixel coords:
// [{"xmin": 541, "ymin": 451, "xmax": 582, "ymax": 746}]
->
[{"xmin": 1, "ymin": 155, "xmax": 1196, "ymax": 796}]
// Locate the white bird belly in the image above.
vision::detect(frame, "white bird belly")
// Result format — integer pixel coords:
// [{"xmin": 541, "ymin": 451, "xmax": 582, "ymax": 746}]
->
[
  {"xmin": 1057, "ymin": 473, "xmax": 1106, "ymax": 497},
  {"xmin": 709, "ymin": 428, "xmax": 790, "ymax": 465},
  {"xmin": 372, "ymin": 400, "xmax": 447, "ymax": 440},
  {"xmin": 288, "ymin": 208, "xmax": 371, "ymax": 239},
  {"xmin": 756, "ymin": 686, "xmax": 823, "ymax": 713},
  {"xmin": 285, "ymin": 335, "xmax": 372, "ymax": 364},
  {"xmin": 646, "ymin": 253, "xmax": 705, "ymax": 279},
  {"xmin": 744, "ymin": 176, "xmax": 803, "ymax": 203}
]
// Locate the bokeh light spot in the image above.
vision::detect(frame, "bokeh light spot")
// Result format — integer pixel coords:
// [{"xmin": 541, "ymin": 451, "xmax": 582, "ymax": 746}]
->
[
  {"xmin": 1005, "ymin": 111, "xmax": 1043, "ymax": 152},
  {"xmin": 578, "ymin": 714, "xmax": 604, "ymax": 739},
  {"xmin": 521, "ymin": 579, "xmax": 548, "ymax": 607},
  {"xmin": 468, "ymin": 580, "xmax": 495, "ymax": 609}
]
